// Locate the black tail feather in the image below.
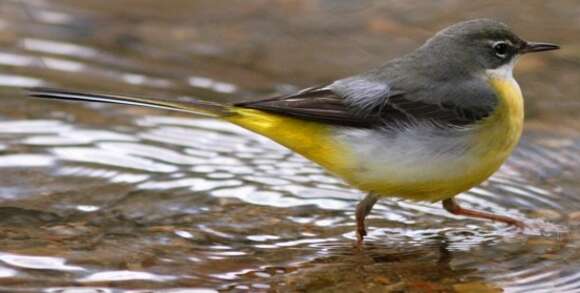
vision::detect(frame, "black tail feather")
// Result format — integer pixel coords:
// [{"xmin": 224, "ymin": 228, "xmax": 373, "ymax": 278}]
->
[{"xmin": 27, "ymin": 87, "xmax": 230, "ymax": 116}]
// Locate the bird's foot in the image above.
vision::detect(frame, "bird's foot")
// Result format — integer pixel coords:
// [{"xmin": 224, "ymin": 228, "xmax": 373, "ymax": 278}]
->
[{"xmin": 442, "ymin": 198, "xmax": 526, "ymax": 229}]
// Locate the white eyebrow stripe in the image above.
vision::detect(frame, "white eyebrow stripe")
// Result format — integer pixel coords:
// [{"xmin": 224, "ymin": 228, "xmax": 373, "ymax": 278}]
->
[{"xmin": 491, "ymin": 40, "xmax": 515, "ymax": 47}]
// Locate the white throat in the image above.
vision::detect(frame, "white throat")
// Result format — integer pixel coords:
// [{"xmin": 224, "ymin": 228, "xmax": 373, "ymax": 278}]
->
[{"xmin": 486, "ymin": 57, "xmax": 517, "ymax": 81}]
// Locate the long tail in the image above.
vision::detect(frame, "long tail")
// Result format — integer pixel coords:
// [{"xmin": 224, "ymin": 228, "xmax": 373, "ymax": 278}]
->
[{"xmin": 27, "ymin": 87, "xmax": 231, "ymax": 117}]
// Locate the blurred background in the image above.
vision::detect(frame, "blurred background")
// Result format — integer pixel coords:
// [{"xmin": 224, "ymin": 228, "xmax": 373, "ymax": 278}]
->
[{"xmin": 0, "ymin": 0, "xmax": 578, "ymax": 292}]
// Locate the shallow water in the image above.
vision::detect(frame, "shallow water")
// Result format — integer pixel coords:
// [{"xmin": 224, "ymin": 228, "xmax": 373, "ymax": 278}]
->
[{"xmin": 0, "ymin": 0, "xmax": 579, "ymax": 292}]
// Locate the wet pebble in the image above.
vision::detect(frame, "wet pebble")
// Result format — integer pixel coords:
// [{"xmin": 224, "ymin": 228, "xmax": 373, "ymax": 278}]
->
[
  {"xmin": 372, "ymin": 275, "xmax": 391, "ymax": 285},
  {"xmin": 567, "ymin": 211, "xmax": 580, "ymax": 223},
  {"xmin": 43, "ymin": 223, "xmax": 96, "ymax": 240},
  {"xmin": 453, "ymin": 282, "xmax": 502, "ymax": 293},
  {"xmin": 528, "ymin": 209, "xmax": 563, "ymax": 221}
]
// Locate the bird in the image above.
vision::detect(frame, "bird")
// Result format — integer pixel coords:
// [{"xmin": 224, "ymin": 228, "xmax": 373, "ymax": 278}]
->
[{"xmin": 28, "ymin": 19, "xmax": 559, "ymax": 246}]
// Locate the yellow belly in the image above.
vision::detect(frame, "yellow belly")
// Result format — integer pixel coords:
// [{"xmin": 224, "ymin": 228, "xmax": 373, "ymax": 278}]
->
[{"xmin": 226, "ymin": 77, "xmax": 523, "ymax": 201}]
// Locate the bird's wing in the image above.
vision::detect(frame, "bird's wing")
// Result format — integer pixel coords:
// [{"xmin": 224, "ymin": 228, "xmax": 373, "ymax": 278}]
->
[
  {"xmin": 236, "ymin": 84, "xmax": 378, "ymax": 127},
  {"xmin": 236, "ymin": 76, "xmax": 497, "ymax": 128}
]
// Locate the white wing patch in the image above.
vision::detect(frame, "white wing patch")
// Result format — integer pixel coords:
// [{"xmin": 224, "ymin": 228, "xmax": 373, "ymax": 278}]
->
[{"xmin": 330, "ymin": 77, "xmax": 391, "ymax": 113}]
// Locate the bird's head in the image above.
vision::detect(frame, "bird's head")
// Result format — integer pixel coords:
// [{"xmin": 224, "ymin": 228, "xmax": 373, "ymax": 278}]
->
[{"xmin": 420, "ymin": 19, "xmax": 559, "ymax": 78}]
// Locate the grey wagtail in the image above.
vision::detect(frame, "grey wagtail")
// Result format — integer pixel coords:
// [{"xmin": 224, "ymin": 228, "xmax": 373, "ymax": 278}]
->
[{"xmin": 28, "ymin": 19, "xmax": 559, "ymax": 246}]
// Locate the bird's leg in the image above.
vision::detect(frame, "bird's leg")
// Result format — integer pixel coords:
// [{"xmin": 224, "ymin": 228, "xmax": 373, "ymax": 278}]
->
[
  {"xmin": 442, "ymin": 198, "xmax": 525, "ymax": 228},
  {"xmin": 355, "ymin": 192, "xmax": 378, "ymax": 246}
]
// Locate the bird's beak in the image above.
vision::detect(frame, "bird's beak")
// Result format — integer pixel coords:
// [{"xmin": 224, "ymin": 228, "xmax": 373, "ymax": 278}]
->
[{"xmin": 520, "ymin": 42, "xmax": 560, "ymax": 54}]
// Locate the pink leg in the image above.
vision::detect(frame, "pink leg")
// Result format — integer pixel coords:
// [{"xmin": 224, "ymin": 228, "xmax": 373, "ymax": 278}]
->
[
  {"xmin": 355, "ymin": 193, "xmax": 378, "ymax": 247},
  {"xmin": 442, "ymin": 198, "xmax": 525, "ymax": 228}
]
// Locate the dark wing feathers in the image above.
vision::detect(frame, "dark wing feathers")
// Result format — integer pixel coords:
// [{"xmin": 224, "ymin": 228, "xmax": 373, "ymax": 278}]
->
[
  {"xmin": 237, "ymin": 87, "xmax": 380, "ymax": 127},
  {"xmin": 236, "ymin": 79, "xmax": 496, "ymax": 128}
]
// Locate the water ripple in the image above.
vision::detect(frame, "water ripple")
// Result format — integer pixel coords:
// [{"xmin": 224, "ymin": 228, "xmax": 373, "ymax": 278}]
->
[
  {"xmin": 0, "ymin": 73, "xmax": 44, "ymax": 87},
  {"xmin": 21, "ymin": 38, "xmax": 97, "ymax": 58},
  {"xmin": 78, "ymin": 270, "xmax": 176, "ymax": 283},
  {"xmin": 0, "ymin": 253, "xmax": 84, "ymax": 271}
]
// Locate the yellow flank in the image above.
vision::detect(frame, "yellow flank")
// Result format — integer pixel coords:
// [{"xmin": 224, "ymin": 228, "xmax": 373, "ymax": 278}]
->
[{"xmin": 225, "ymin": 108, "xmax": 351, "ymax": 173}]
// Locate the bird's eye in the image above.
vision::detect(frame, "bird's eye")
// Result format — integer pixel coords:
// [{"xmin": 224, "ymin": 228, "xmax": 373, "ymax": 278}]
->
[{"xmin": 493, "ymin": 42, "xmax": 509, "ymax": 58}]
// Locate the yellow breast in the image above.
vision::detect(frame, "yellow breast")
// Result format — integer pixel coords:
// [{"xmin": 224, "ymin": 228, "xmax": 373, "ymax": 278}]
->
[
  {"xmin": 413, "ymin": 75, "xmax": 525, "ymax": 200},
  {"xmin": 470, "ymin": 76, "xmax": 524, "ymax": 173}
]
